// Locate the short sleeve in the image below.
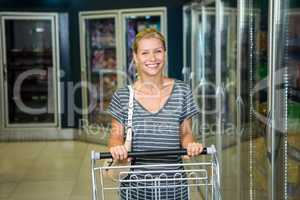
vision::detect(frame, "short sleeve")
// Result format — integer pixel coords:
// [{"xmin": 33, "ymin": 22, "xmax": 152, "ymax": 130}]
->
[
  {"xmin": 108, "ymin": 91, "xmax": 126, "ymax": 125},
  {"xmin": 179, "ymin": 85, "xmax": 200, "ymax": 123}
]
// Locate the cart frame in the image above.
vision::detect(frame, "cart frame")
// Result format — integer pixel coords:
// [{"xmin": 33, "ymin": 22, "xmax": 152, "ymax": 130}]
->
[{"xmin": 91, "ymin": 145, "xmax": 221, "ymax": 200}]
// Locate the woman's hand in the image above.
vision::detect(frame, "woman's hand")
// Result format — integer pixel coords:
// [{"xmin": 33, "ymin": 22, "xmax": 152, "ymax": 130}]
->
[
  {"xmin": 109, "ymin": 145, "xmax": 128, "ymax": 161},
  {"xmin": 108, "ymin": 119, "xmax": 130, "ymax": 162},
  {"xmin": 186, "ymin": 142, "xmax": 203, "ymax": 157},
  {"xmin": 180, "ymin": 118, "xmax": 203, "ymax": 158}
]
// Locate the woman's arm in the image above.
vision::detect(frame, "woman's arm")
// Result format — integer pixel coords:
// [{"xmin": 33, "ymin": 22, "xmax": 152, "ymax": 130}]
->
[
  {"xmin": 108, "ymin": 118, "xmax": 128, "ymax": 161},
  {"xmin": 180, "ymin": 118, "xmax": 203, "ymax": 157}
]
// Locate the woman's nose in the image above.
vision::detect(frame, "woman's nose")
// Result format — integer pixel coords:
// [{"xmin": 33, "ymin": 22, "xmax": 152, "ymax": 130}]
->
[{"xmin": 148, "ymin": 52, "xmax": 156, "ymax": 61}]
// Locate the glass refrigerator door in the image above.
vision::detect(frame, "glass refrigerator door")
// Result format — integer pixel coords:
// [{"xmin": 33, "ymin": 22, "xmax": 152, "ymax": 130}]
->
[
  {"xmin": 286, "ymin": 9, "xmax": 300, "ymax": 199},
  {"xmin": 80, "ymin": 15, "xmax": 119, "ymax": 130},
  {"xmin": 122, "ymin": 10, "xmax": 166, "ymax": 82},
  {"xmin": 192, "ymin": 6, "xmax": 217, "ymax": 146},
  {"xmin": 184, "ymin": 1, "xmax": 260, "ymax": 199},
  {"xmin": 1, "ymin": 16, "xmax": 58, "ymax": 126},
  {"xmin": 271, "ymin": 3, "xmax": 300, "ymax": 199},
  {"xmin": 192, "ymin": 4, "xmax": 240, "ymax": 198}
]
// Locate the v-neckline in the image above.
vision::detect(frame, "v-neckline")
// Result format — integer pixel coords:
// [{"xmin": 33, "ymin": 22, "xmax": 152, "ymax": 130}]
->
[{"xmin": 133, "ymin": 80, "xmax": 176, "ymax": 115}]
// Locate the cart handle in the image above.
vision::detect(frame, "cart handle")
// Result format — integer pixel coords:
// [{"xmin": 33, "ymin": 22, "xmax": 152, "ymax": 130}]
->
[{"xmin": 92, "ymin": 145, "xmax": 216, "ymax": 160}]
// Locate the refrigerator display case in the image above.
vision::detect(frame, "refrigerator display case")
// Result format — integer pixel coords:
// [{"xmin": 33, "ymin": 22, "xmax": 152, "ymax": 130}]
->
[
  {"xmin": 183, "ymin": 3, "xmax": 241, "ymax": 151},
  {"xmin": 80, "ymin": 15, "xmax": 119, "ymax": 128},
  {"xmin": 0, "ymin": 13, "xmax": 60, "ymax": 128},
  {"xmin": 79, "ymin": 8, "xmax": 166, "ymax": 143},
  {"xmin": 184, "ymin": 0, "xmax": 300, "ymax": 199}
]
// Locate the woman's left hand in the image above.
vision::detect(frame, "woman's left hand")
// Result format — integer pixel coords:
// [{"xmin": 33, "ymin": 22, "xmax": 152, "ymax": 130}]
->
[{"xmin": 186, "ymin": 142, "xmax": 203, "ymax": 157}]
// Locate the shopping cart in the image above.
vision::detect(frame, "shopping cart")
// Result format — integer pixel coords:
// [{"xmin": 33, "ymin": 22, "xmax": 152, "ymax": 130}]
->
[{"xmin": 91, "ymin": 145, "xmax": 221, "ymax": 200}]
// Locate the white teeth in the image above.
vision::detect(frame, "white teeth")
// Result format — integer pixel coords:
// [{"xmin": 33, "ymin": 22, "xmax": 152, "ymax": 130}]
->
[{"xmin": 146, "ymin": 64, "xmax": 159, "ymax": 68}]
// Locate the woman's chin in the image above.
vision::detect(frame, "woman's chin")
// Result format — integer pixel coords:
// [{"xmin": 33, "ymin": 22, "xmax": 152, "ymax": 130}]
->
[
  {"xmin": 143, "ymin": 71, "xmax": 162, "ymax": 77},
  {"xmin": 141, "ymin": 67, "xmax": 164, "ymax": 77}
]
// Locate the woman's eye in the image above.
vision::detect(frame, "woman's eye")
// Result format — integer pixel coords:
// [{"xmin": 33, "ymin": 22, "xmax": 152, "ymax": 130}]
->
[
  {"xmin": 155, "ymin": 49, "xmax": 163, "ymax": 54},
  {"xmin": 141, "ymin": 52, "xmax": 148, "ymax": 55}
]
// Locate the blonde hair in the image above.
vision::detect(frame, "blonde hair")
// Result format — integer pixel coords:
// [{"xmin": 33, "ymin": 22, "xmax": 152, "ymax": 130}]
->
[{"xmin": 132, "ymin": 28, "xmax": 166, "ymax": 53}]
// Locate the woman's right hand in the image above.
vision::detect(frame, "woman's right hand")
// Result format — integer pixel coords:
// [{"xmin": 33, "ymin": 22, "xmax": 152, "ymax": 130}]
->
[{"xmin": 109, "ymin": 145, "xmax": 128, "ymax": 161}]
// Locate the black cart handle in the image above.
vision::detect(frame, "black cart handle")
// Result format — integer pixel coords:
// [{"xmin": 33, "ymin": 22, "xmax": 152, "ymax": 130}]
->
[{"xmin": 92, "ymin": 145, "xmax": 216, "ymax": 160}]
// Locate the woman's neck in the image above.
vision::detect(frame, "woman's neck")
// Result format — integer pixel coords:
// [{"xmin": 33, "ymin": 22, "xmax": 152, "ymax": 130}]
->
[{"xmin": 135, "ymin": 76, "xmax": 165, "ymax": 95}]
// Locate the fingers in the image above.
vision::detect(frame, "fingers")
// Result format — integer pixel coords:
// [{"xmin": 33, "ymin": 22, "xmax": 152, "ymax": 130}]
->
[
  {"xmin": 109, "ymin": 145, "xmax": 128, "ymax": 161},
  {"xmin": 182, "ymin": 155, "xmax": 191, "ymax": 160},
  {"xmin": 186, "ymin": 142, "xmax": 203, "ymax": 157}
]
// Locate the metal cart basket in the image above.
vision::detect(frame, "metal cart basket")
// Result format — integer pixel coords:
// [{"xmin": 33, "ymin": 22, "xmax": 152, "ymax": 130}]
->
[{"xmin": 91, "ymin": 145, "xmax": 221, "ymax": 200}]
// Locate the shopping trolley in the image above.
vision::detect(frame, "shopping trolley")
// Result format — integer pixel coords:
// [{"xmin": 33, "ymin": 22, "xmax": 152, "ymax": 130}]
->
[{"xmin": 91, "ymin": 145, "xmax": 221, "ymax": 200}]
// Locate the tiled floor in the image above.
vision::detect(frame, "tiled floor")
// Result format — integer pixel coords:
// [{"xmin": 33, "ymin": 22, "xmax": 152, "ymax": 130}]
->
[{"xmin": 0, "ymin": 141, "xmax": 107, "ymax": 200}]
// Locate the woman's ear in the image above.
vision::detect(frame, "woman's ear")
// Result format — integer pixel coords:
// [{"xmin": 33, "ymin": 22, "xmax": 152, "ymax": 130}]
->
[{"xmin": 133, "ymin": 52, "xmax": 138, "ymax": 66}]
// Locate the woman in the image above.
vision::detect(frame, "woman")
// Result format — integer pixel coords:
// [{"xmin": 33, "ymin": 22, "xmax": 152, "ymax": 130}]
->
[{"xmin": 108, "ymin": 28, "xmax": 203, "ymax": 200}]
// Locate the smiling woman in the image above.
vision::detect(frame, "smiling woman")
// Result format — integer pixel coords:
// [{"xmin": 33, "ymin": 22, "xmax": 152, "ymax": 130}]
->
[{"xmin": 107, "ymin": 28, "xmax": 203, "ymax": 200}]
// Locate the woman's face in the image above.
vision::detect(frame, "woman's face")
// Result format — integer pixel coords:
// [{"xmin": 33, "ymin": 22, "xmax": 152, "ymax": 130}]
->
[{"xmin": 133, "ymin": 37, "xmax": 166, "ymax": 78}]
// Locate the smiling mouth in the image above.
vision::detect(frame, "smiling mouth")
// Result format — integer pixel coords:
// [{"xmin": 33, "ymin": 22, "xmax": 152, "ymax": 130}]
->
[{"xmin": 145, "ymin": 63, "xmax": 160, "ymax": 68}]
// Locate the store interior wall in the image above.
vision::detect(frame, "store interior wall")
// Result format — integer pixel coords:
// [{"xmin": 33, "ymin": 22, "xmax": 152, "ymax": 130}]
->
[{"xmin": 0, "ymin": 0, "xmax": 191, "ymax": 128}]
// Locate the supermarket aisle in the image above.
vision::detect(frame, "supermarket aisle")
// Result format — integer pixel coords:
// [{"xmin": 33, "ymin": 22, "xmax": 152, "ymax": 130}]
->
[{"xmin": 0, "ymin": 141, "xmax": 107, "ymax": 200}]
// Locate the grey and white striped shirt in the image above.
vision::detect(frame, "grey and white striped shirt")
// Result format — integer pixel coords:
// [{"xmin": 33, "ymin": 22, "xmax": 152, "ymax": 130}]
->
[
  {"xmin": 108, "ymin": 79, "xmax": 199, "ymax": 166},
  {"xmin": 108, "ymin": 79, "xmax": 199, "ymax": 200}
]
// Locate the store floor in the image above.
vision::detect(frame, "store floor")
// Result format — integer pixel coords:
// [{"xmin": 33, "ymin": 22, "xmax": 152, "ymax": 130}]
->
[
  {"xmin": 2, "ymin": 140, "xmax": 297, "ymax": 200},
  {"xmin": 0, "ymin": 140, "xmax": 256, "ymax": 200},
  {"xmin": 0, "ymin": 141, "xmax": 106, "ymax": 200},
  {"xmin": 1, "ymin": 141, "xmax": 236, "ymax": 200}
]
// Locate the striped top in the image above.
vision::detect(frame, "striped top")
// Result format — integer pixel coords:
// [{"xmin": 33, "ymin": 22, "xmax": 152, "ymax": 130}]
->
[{"xmin": 108, "ymin": 79, "xmax": 200, "ymax": 168}]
